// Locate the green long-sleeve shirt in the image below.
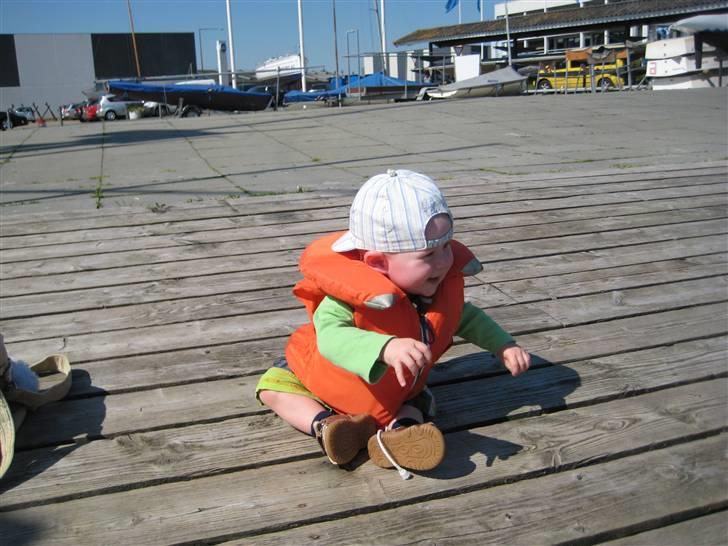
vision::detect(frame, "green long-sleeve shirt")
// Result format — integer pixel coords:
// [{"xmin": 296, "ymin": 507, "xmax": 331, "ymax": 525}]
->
[{"xmin": 313, "ymin": 295, "xmax": 514, "ymax": 384}]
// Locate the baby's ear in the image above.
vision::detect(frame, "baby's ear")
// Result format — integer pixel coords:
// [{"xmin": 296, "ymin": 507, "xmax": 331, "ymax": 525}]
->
[{"xmin": 362, "ymin": 250, "xmax": 389, "ymax": 274}]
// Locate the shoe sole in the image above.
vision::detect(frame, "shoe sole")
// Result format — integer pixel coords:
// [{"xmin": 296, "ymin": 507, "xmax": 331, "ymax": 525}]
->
[
  {"xmin": 323, "ymin": 414, "xmax": 377, "ymax": 465},
  {"xmin": 367, "ymin": 423, "xmax": 446, "ymax": 471}
]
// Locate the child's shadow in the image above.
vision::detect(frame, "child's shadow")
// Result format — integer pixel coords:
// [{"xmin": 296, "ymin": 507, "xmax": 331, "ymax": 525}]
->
[
  {"xmin": 425, "ymin": 353, "xmax": 581, "ymax": 480},
  {"xmin": 0, "ymin": 369, "xmax": 106, "ymax": 501},
  {"xmin": 425, "ymin": 431, "xmax": 525, "ymax": 479}
]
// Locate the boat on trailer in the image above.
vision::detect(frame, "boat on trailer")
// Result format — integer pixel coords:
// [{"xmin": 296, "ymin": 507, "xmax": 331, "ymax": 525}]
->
[
  {"xmin": 417, "ymin": 66, "xmax": 526, "ymax": 100},
  {"xmin": 106, "ymin": 81, "xmax": 273, "ymax": 113}
]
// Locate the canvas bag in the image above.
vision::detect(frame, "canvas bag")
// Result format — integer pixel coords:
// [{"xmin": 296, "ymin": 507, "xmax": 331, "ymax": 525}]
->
[{"xmin": 0, "ymin": 333, "xmax": 72, "ymax": 478}]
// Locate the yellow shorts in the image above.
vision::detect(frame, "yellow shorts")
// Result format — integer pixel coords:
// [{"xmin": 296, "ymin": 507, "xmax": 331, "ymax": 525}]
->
[{"xmin": 254, "ymin": 361, "xmax": 328, "ymax": 408}]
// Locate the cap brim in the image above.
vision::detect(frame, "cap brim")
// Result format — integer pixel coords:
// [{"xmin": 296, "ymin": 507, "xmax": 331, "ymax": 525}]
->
[{"xmin": 331, "ymin": 231, "xmax": 357, "ymax": 252}]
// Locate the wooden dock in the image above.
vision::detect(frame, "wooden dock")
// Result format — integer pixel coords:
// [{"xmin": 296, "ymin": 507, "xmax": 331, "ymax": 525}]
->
[{"xmin": 1, "ymin": 161, "xmax": 726, "ymax": 545}]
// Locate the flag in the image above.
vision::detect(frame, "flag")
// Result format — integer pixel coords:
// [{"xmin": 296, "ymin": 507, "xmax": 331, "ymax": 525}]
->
[{"xmin": 447, "ymin": 0, "xmax": 482, "ymax": 13}]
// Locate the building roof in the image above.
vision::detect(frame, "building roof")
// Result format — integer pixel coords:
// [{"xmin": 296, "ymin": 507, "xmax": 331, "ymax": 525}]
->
[{"xmin": 394, "ymin": 0, "xmax": 728, "ymax": 46}]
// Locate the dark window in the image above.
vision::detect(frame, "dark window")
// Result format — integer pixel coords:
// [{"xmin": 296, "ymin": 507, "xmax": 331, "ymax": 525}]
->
[
  {"xmin": 92, "ymin": 33, "xmax": 196, "ymax": 79},
  {"xmin": 0, "ymin": 35, "xmax": 20, "ymax": 87}
]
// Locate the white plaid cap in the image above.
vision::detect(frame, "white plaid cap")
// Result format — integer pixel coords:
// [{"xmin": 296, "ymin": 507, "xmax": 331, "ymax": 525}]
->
[{"xmin": 332, "ymin": 169, "xmax": 453, "ymax": 253}]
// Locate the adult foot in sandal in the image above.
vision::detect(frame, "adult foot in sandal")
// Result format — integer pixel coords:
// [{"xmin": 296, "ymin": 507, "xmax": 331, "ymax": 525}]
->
[
  {"xmin": 313, "ymin": 413, "xmax": 377, "ymax": 465},
  {"xmin": 368, "ymin": 422, "xmax": 445, "ymax": 471}
]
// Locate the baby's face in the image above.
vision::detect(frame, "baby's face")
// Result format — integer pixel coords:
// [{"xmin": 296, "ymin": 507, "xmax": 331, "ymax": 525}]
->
[{"xmin": 384, "ymin": 214, "xmax": 454, "ymax": 297}]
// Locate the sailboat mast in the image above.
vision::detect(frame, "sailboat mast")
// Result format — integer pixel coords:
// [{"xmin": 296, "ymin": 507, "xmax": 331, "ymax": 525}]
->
[
  {"xmin": 298, "ymin": 0, "xmax": 307, "ymax": 92},
  {"xmin": 380, "ymin": 0, "xmax": 387, "ymax": 73},
  {"xmin": 225, "ymin": 0, "xmax": 238, "ymax": 88},
  {"xmin": 126, "ymin": 0, "xmax": 141, "ymax": 78}
]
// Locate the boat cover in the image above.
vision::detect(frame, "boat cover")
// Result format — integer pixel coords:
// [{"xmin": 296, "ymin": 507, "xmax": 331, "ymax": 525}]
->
[
  {"xmin": 106, "ymin": 81, "xmax": 272, "ymax": 111},
  {"xmin": 283, "ymin": 72, "xmax": 424, "ymax": 103},
  {"xmin": 435, "ymin": 66, "xmax": 526, "ymax": 92}
]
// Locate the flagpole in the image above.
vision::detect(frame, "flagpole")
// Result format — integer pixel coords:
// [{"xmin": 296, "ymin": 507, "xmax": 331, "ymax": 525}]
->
[
  {"xmin": 505, "ymin": 0, "xmax": 512, "ymax": 66},
  {"xmin": 297, "ymin": 0, "xmax": 307, "ymax": 92},
  {"xmin": 225, "ymin": 0, "xmax": 237, "ymax": 88},
  {"xmin": 333, "ymin": 0, "xmax": 341, "ymax": 106},
  {"xmin": 380, "ymin": 0, "xmax": 387, "ymax": 74},
  {"xmin": 480, "ymin": 0, "xmax": 484, "ymax": 61}
]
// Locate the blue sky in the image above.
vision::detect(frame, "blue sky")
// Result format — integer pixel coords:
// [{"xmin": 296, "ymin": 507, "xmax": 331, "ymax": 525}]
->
[{"xmin": 0, "ymin": 0, "xmax": 496, "ymax": 73}]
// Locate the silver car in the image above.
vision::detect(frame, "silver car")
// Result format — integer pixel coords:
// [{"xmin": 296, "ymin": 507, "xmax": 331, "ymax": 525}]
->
[
  {"xmin": 96, "ymin": 94, "xmax": 143, "ymax": 121},
  {"xmin": 13, "ymin": 106, "xmax": 35, "ymax": 122}
]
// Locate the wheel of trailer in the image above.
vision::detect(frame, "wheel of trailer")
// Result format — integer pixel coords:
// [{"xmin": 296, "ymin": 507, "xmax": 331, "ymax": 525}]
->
[
  {"xmin": 597, "ymin": 78, "xmax": 613, "ymax": 90},
  {"xmin": 105, "ymin": 110, "xmax": 117, "ymax": 121},
  {"xmin": 537, "ymin": 79, "xmax": 552, "ymax": 90},
  {"xmin": 0, "ymin": 119, "xmax": 8, "ymax": 131},
  {"xmin": 181, "ymin": 106, "xmax": 202, "ymax": 118}
]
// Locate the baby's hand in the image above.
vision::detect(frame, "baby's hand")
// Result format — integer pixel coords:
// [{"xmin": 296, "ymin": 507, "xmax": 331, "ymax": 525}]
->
[
  {"xmin": 381, "ymin": 337, "xmax": 432, "ymax": 387},
  {"xmin": 499, "ymin": 344, "xmax": 531, "ymax": 377}
]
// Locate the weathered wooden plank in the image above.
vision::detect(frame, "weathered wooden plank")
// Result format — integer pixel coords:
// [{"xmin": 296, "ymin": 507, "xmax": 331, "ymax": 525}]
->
[
  {"xmin": 2, "ymin": 419, "xmax": 724, "ymax": 544},
  {"xmin": 1, "ymin": 234, "xmax": 723, "ymax": 321},
  {"xmin": 603, "ymin": 511, "xmax": 728, "ymax": 546},
  {"xmin": 1, "ymin": 176, "xmax": 723, "ymax": 252},
  {"xmin": 3, "ymin": 205, "xmax": 724, "ymax": 278},
  {"xmin": 2, "ymin": 373, "xmax": 724, "ymax": 515},
  {"xmin": 528, "ymin": 275, "xmax": 728, "ymax": 327},
  {"xmin": 477, "ymin": 234, "xmax": 726, "ymax": 282},
  {"xmin": 454, "ymin": 182, "xmax": 725, "ymax": 221},
  {"xmin": 2, "ymin": 217, "xmax": 724, "ymax": 297},
  {"xmin": 4, "ymin": 270, "xmax": 724, "ymax": 369},
  {"xmin": 234, "ymin": 436, "xmax": 728, "ymax": 546},
  {"xmin": 13, "ymin": 316, "xmax": 726, "ymax": 450},
  {"xmin": 0, "ymin": 266, "xmax": 300, "ymax": 320},
  {"xmin": 1, "ymin": 165, "xmax": 722, "ymax": 238},
  {"xmin": 2, "ymin": 266, "xmax": 723, "ymax": 367},
  {"xmin": 3, "ymin": 190, "xmax": 724, "ymax": 266},
  {"xmin": 495, "ymin": 252, "xmax": 728, "ymax": 303}
]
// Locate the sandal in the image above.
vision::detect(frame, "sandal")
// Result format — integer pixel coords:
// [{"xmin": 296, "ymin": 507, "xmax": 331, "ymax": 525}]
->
[
  {"xmin": 1, "ymin": 333, "xmax": 72, "ymax": 478},
  {"xmin": 313, "ymin": 413, "xmax": 377, "ymax": 465},
  {"xmin": 368, "ymin": 422, "xmax": 445, "ymax": 473}
]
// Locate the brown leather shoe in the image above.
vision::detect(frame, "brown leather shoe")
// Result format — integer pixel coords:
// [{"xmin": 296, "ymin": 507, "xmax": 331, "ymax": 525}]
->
[
  {"xmin": 313, "ymin": 413, "xmax": 377, "ymax": 465},
  {"xmin": 367, "ymin": 422, "xmax": 446, "ymax": 471}
]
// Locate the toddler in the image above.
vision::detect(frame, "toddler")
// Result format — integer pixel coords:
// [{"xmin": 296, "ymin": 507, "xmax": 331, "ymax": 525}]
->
[{"xmin": 256, "ymin": 169, "xmax": 530, "ymax": 476}]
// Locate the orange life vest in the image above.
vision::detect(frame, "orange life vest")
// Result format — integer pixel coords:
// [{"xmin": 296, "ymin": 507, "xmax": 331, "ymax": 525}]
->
[{"xmin": 285, "ymin": 232, "xmax": 482, "ymax": 427}]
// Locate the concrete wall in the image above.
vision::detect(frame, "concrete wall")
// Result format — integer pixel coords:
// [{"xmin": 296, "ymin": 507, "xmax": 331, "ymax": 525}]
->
[{"xmin": 0, "ymin": 34, "xmax": 96, "ymax": 111}]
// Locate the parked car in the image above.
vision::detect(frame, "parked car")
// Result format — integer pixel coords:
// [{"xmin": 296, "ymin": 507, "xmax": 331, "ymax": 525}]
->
[
  {"xmin": 81, "ymin": 99, "xmax": 100, "ymax": 122},
  {"xmin": 142, "ymin": 101, "xmax": 177, "ymax": 117},
  {"xmin": 61, "ymin": 102, "xmax": 85, "ymax": 120},
  {"xmin": 13, "ymin": 106, "xmax": 35, "ymax": 122},
  {"xmin": 0, "ymin": 111, "xmax": 29, "ymax": 130},
  {"xmin": 97, "ymin": 94, "xmax": 143, "ymax": 121}
]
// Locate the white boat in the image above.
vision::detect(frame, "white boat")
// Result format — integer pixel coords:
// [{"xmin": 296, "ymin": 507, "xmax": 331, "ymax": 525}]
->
[
  {"xmin": 646, "ymin": 15, "xmax": 727, "ymax": 90},
  {"xmin": 255, "ymin": 54, "xmax": 306, "ymax": 81},
  {"xmin": 417, "ymin": 66, "xmax": 526, "ymax": 100}
]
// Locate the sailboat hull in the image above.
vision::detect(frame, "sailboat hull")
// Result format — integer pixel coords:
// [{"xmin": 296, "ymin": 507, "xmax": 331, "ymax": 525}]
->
[{"xmin": 107, "ymin": 81, "xmax": 272, "ymax": 112}]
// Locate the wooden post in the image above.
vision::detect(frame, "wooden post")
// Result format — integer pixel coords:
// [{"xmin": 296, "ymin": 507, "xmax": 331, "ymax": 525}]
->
[
  {"xmin": 275, "ymin": 67, "xmax": 280, "ymax": 111},
  {"xmin": 627, "ymin": 47, "xmax": 633, "ymax": 89}
]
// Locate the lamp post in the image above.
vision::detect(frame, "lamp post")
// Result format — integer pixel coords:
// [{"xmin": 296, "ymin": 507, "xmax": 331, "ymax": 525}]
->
[
  {"xmin": 346, "ymin": 29, "xmax": 360, "ymax": 95},
  {"xmin": 332, "ymin": 0, "xmax": 341, "ymax": 106},
  {"xmin": 198, "ymin": 27, "xmax": 223, "ymax": 72}
]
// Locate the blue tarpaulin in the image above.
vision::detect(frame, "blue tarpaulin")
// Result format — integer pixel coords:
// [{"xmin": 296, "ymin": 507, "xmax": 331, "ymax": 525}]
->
[{"xmin": 283, "ymin": 72, "xmax": 423, "ymax": 103}]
